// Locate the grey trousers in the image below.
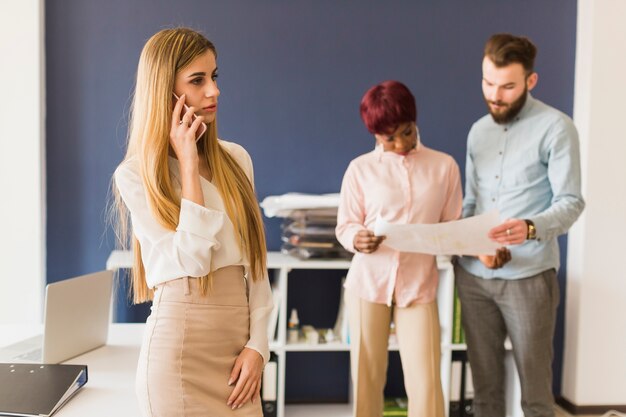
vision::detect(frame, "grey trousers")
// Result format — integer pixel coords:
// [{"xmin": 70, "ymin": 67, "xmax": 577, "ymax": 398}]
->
[{"xmin": 454, "ymin": 265, "xmax": 559, "ymax": 417}]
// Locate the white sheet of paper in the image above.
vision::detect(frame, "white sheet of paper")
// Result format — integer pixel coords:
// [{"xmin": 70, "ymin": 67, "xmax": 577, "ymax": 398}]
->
[{"xmin": 374, "ymin": 211, "xmax": 502, "ymax": 256}]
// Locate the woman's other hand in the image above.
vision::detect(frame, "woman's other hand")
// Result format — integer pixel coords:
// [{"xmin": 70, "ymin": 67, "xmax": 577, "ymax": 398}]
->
[
  {"xmin": 353, "ymin": 230, "xmax": 386, "ymax": 254},
  {"xmin": 226, "ymin": 347, "xmax": 264, "ymax": 409},
  {"xmin": 478, "ymin": 247, "xmax": 512, "ymax": 269}
]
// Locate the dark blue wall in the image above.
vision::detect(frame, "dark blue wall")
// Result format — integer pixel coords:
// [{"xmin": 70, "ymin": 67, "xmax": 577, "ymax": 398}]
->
[{"xmin": 46, "ymin": 0, "xmax": 577, "ymax": 399}]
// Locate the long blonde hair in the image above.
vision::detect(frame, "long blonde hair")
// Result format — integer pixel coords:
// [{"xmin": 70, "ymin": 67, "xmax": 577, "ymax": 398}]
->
[{"xmin": 113, "ymin": 28, "xmax": 267, "ymax": 303}]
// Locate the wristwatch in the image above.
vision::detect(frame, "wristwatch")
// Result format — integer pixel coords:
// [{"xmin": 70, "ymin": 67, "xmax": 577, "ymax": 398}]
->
[{"xmin": 525, "ymin": 219, "xmax": 537, "ymax": 240}]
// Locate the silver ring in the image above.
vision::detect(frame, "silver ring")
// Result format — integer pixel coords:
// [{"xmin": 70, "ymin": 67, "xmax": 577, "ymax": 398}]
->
[
  {"xmin": 506, "ymin": 228, "xmax": 511, "ymax": 236},
  {"xmin": 178, "ymin": 120, "xmax": 184, "ymax": 125}
]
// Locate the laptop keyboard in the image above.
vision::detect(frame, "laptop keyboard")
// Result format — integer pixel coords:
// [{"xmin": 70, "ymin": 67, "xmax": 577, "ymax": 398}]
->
[{"xmin": 14, "ymin": 348, "xmax": 42, "ymax": 361}]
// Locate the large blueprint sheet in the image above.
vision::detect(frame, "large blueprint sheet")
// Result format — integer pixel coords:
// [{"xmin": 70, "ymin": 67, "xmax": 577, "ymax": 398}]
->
[{"xmin": 374, "ymin": 211, "xmax": 501, "ymax": 256}]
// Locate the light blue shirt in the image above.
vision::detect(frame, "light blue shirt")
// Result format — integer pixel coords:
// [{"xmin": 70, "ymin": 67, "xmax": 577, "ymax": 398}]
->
[{"xmin": 458, "ymin": 94, "xmax": 585, "ymax": 279}]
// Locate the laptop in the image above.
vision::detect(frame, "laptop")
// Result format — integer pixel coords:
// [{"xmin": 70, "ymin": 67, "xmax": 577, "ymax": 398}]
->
[{"xmin": 0, "ymin": 270, "xmax": 113, "ymax": 364}]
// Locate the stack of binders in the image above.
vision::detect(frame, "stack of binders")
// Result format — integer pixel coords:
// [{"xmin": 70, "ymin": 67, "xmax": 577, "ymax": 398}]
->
[
  {"xmin": 280, "ymin": 208, "xmax": 352, "ymax": 260},
  {"xmin": 260, "ymin": 193, "xmax": 352, "ymax": 260}
]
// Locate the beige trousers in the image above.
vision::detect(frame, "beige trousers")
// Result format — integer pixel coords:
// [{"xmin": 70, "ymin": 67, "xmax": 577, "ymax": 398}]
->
[
  {"xmin": 346, "ymin": 291, "xmax": 444, "ymax": 417},
  {"xmin": 135, "ymin": 266, "xmax": 262, "ymax": 417}
]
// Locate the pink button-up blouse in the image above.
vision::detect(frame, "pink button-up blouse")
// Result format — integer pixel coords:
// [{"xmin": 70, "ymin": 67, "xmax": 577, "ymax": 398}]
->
[{"xmin": 336, "ymin": 143, "xmax": 462, "ymax": 307}]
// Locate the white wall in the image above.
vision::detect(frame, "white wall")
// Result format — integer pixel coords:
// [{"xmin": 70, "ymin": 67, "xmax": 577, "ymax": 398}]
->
[
  {"xmin": 0, "ymin": 0, "xmax": 45, "ymax": 324},
  {"xmin": 563, "ymin": 0, "xmax": 626, "ymax": 406}
]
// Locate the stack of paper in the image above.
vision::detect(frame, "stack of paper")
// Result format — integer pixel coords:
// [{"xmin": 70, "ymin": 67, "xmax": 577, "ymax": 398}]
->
[
  {"xmin": 260, "ymin": 193, "xmax": 340, "ymax": 218},
  {"xmin": 374, "ymin": 211, "xmax": 501, "ymax": 256},
  {"xmin": 261, "ymin": 194, "xmax": 351, "ymax": 260}
]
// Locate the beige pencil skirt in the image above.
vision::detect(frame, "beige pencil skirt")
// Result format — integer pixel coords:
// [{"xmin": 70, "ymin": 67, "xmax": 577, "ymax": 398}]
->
[{"xmin": 136, "ymin": 266, "xmax": 262, "ymax": 417}]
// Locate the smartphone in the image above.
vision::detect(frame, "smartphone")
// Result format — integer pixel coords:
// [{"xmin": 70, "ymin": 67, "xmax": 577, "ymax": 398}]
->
[{"xmin": 172, "ymin": 92, "xmax": 208, "ymax": 141}]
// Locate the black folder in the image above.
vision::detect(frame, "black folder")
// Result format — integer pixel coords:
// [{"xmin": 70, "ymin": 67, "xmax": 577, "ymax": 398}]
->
[{"xmin": 0, "ymin": 363, "xmax": 88, "ymax": 417}]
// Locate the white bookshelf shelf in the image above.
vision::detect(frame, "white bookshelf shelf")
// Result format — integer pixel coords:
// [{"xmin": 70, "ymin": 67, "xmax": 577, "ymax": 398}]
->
[
  {"xmin": 283, "ymin": 342, "xmax": 351, "ymax": 352},
  {"xmin": 266, "ymin": 254, "xmax": 456, "ymax": 417},
  {"xmin": 285, "ymin": 403, "xmax": 352, "ymax": 417}
]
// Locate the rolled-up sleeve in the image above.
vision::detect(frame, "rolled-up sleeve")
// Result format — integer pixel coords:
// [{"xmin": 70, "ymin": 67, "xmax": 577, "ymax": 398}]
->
[
  {"xmin": 115, "ymin": 164, "xmax": 225, "ymax": 279},
  {"xmin": 531, "ymin": 120, "xmax": 585, "ymax": 241}
]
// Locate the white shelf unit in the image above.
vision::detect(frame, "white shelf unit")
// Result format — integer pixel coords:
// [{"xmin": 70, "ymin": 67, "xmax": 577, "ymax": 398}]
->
[
  {"xmin": 106, "ymin": 250, "xmax": 521, "ymax": 417},
  {"xmin": 265, "ymin": 252, "xmax": 456, "ymax": 417}
]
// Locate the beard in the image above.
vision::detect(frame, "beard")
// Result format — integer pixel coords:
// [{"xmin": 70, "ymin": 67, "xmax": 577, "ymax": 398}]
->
[{"xmin": 485, "ymin": 88, "xmax": 528, "ymax": 125}]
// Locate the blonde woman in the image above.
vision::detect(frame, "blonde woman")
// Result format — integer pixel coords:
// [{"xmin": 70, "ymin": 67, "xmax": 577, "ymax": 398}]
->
[{"xmin": 113, "ymin": 28, "xmax": 272, "ymax": 417}]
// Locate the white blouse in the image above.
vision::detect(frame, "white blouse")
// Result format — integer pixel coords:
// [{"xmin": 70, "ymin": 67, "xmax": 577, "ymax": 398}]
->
[{"xmin": 114, "ymin": 140, "xmax": 273, "ymax": 363}]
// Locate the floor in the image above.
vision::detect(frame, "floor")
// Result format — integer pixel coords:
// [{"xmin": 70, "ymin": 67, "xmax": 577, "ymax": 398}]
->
[
  {"xmin": 284, "ymin": 403, "xmax": 622, "ymax": 417},
  {"xmin": 555, "ymin": 405, "xmax": 625, "ymax": 417}
]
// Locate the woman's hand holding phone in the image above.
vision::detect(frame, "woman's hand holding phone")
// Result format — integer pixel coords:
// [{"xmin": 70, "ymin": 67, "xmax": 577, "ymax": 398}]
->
[
  {"xmin": 170, "ymin": 93, "xmax": 206, "ymax": 206},
  {"xmin": 170, "ymin": 93, "xmax": 206, "ymax": 166},
  {"xmin": 172, "ymin": 92, "xmax": 208, "ymax": 141}
]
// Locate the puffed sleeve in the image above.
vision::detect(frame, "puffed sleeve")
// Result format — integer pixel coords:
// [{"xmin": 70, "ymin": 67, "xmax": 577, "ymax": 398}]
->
[
  {"xmin": 245, "ymin": 269, "xmax": 273, "ymax": 365},
  {"xmin": 114, "ymin": 161, "xmax": 226, "ymax": 279},
  {"xmin": 220, "ymin": 142, "xmax": 273, "ymax": 364},
  {"xmin": 239, "ymin": 148, "xmax": 274, "ymax": 364}
]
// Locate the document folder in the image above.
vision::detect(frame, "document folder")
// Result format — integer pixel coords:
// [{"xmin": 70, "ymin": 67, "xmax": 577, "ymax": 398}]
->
[{"xmin": 0, "ymin": 363, "xmax": 88, "ymax": 417}]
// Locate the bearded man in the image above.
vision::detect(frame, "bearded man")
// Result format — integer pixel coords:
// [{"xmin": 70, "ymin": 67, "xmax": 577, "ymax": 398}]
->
[{"xmin": 455, "ymin": 33, "xmax": 585, "ymax": 417}]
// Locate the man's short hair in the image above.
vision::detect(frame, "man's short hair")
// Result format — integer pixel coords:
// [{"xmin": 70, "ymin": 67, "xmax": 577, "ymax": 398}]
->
[
  {"xmin": 360, "ymin": 81, "xmax": 416, "ymax": 135},
  {"xmin": 484, "ymin": 33, "xmax": 537, "ymax": 75}
]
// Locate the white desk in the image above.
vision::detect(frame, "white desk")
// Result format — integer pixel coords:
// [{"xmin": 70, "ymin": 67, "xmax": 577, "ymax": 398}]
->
[{"xmin": 1, "ymin": 323, "xmax": 144, "ymax": 417}]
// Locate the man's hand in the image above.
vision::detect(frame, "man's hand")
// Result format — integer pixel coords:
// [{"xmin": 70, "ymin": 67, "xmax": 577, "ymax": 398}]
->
[
  {"xmin": 478, "ymin": 247, "xmax": 512, "ymax": 269},
  {"xmin": 488, "ymin": 218, "xmax": 528, "ymax": 245},
  {"xmin": 226, "ymin": 347, "xmax": 264, "ymax": 409},
  {"xmin": 353, "ymin": 230, "xmax": 385, "ymax": 253}
]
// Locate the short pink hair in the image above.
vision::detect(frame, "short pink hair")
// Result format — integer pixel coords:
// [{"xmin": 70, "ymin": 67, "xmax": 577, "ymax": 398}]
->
[{"xmin": 359, "ymin": 81, "xmax": 417, "ymax": 134}]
